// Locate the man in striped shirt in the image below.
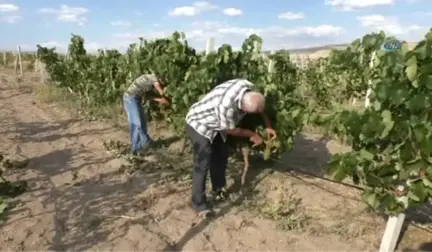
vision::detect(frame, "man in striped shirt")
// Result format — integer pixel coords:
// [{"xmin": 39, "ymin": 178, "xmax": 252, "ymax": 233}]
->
[
  {"xmin": 185, "ymin": 79, "xmax": 277, "ymax": 217},
  {"xmin": 124, "ymin": 74, "xmax": 169, "ymax": 155}
]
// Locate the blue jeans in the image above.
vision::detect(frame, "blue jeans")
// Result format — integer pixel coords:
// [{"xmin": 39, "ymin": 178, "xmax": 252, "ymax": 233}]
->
[{"xmin": 123, "ymin": 95, "xmax": 153, "ymax": 154}]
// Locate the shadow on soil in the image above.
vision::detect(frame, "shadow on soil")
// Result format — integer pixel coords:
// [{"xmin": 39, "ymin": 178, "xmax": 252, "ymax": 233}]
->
[
  {"xmin": 2, "ymin": 148, "xmax": 177, "ymax": 250},
  {"xmin": 273, "ymin": 134, "xmax": 432, "ymax": 251},
  {"xmin": 0, "ymin": 120, "xmax": 122, "ymax": 145},
  {"xmin": 154, "ymin": 133, "xmax": 330, "ymax": 251},
  {"xmin": 160, "ymin": 156, "xmax": 271, "ymax": 251},
  {"xmin": 3, "ymin": 129, "xmax": 432, "ymax": 250},
  {"xmin": 1, "ymin": 127, "xmax": 266, "ymax": 251},
  {"xmin": 403, "ymin": 242, "xmax": 432, "ymax": 252}
]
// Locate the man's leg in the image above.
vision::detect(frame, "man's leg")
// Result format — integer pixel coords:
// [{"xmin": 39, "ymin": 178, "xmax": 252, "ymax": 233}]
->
[
  {"xmin": 136, "ymin": 99, "xmax": 153, "ymax": 147},
  {"xmin": 186, "ymin": 124, "xmax": 214, "ymax": 216},
  {"xmin": 123, "ymin": 95, "xmax": 146, "ymax": 154},
  {"xmin": 209, "ymin": 133, "xmax": 229, "ymax": 198}
]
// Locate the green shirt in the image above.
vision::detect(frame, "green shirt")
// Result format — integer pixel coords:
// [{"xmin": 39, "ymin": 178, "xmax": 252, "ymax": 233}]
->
[{"xmin": 124, "ymin": 74, "xmax": 158, "ymax": 98}]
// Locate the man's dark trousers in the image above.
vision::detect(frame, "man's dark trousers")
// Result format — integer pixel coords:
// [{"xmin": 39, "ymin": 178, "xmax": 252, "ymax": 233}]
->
[{"xmin": 186, "ymin": 124, "xmax": 229, "ymax": 212}]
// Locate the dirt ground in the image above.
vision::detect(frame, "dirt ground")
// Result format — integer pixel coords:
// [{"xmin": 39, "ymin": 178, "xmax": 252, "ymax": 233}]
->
[{"xmin": 0, "ymin": 69, "xmax": 431, "ymax": 251}]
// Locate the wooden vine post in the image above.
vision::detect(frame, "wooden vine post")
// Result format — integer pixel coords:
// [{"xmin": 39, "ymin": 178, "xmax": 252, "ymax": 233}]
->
[
  {"xmin": 34, "ymin": 51, "xmax": 40, "ymax": 73},
  {"xmin": 364, "ymin": 51, "xmax": 376, "ymax": 108},
  {"xmin": 268, "ymin": 50, "xmax": 275, "ymax": 73},
  {"xmin": 13, "ymin": 45, "xmax": 23, "ymax": 76},
  {"xmin": 205, "ymin": 37, "xmax": 215, "ymax": 55},
  {"xmin": 379, "ymin": 213, "xmax": 406, "ymax": 252},
  {"xmin": 2, "ymin": 51, "xmax": 6, "ymax": 66}
]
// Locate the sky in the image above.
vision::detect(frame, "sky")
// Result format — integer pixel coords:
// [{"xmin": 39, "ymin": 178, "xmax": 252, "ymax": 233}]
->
[{"xmin": 0, "ymin": 0, "xmax": 431, "ymax": 52}]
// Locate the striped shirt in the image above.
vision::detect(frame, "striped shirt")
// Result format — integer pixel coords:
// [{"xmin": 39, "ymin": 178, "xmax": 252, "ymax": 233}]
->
[
  {"xmin": 185, "ymin": 79, "xmax": 254, "ymax": 142},
  {"xmin": 124, "ymin": 74, "xmax": 158, "ymax": 98}
]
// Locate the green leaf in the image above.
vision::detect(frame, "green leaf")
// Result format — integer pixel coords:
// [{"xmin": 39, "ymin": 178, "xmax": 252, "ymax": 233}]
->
[
  {"xmin": 381, "ymin": 110, "xmax": 392, "ymax": 122},
  {"xmin": 381, "ymin": 121, "xmax": 394, "ymax": 138},
  {"xmin": 407, "ymin": 191, "xmax": 420, "ymax": 202},
  {"xmin": 414, "ymin": 41, "xmax": 432, "ymax": 60},
  {"xmin": 327, "ymin": 163, "xmax": 347, "ymax": 182},
  {"xmin": 419, "ymin": 73, "xmax": 432, "ymax": 89},
  {"xmin": 413, "ymin": 127, "xmax": 425, "ymax": 142},
  {"xmin": 362, "ymin": 190, "xmax": 380, "ymax": 209},
  {"xmin": 359, "ymin": 149, "xmax": 374, "ymax": 161},
  {"xmin": 0, "ymin": 201, "xmax": 7, "ymax": 214},
  {"xmin": 425, "ymin": 31, "xmax": 432, "ymax": 43},
  {"xmin": 422, "ymin": 178, "xmax": 432, "ymax": 188},
  {"xmin": 410, "ymin": 182, "xmax": 427, "ymax": 202},
  {"xmin": 401, "ymin": 42, "xmax": 409, "ymax": 56},
  {"xmin": 405, "ymin": 62, "xmax": 418, "ymax": 83},
  {"xmin": 406, "ymin": 93, "xmax": 429, "ymax": 111},
  {"xmin": 373, "ymin": 101, "xmax": 381, "ymax": 110},
  {"xmin": 405, "ymin": 159, "xmax": 427, "ymax": 175}
]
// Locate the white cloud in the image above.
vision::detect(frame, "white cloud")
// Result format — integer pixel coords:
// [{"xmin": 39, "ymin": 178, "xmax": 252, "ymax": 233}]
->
[
  {"xmin": 0, "ymin": 3, "xmax": 18, "ymax": 12},
  {"xmin": 357, "ymin": 15, "xmax": 425, "ymax": 38},
  {"xmin": 18, "ymin": 22, "xmax": 343, "ymax": 53},
  {"xmin": 1, "ymin": 15, "xmax": 21, "ymax": 23},
  {"xmin": 37, "ymin": 5, "xmax": 88, "ymax": 26},
  {"xmin": 111, "ymin": 22, "xmax": 344, "ymax": 50},
  {"xmin": 168, "ymin": 1, "xmax": 217, "ymax": 17},
  {"xmin": 223, "ymin": 8, "xmax": 243, "ymax": 16},
  {"xmin": 110, "ymin": 20, "xmax": 132, "ymax": 27},
  {"xmin": 278, "ymin": 12, "xmax": 305, "ymax": 20},
  {"xmin": 325, "ymin": 0, "xmax": 394, "ymax": 11}
]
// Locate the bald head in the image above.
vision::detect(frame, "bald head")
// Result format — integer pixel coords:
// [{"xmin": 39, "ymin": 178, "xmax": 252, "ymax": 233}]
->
[{"xmin": 241, "ymin": 91, "xmax": 265, "ymax": 113}]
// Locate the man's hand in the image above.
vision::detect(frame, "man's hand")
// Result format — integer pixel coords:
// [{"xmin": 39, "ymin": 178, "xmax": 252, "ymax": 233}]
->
[
  {"xmin": 266, "ymin": 128, "xmax": 277, "ymax": 140},
  {"xmin": 154, "ymin": 97, "xmax": 169, "ymax": 105},
  {"xmin": 158, "ymin": 98, "xmax": 169, "ymax": 105},
  {"xmin": 260, "ymin": 113, "xmax": 277, "ymax": 140},
  {"xmin": 250, "ymin": 133, "xmax": 264, "ymax": 147}
]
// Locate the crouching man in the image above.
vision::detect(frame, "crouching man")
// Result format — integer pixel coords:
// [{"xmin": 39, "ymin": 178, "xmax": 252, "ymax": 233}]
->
[
  {"xmin": 185, "ymin": 79, "xmax": 277, "ymax": 218},
  {"xmin": 123, "ymin": 74, "xmax": 169, "ymax": 155}
]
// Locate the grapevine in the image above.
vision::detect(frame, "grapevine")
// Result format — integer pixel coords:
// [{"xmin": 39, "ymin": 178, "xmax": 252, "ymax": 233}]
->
[
  {"xmin": 36, "ymin": 27, "xmax": 432, "ymax": 215},
  {"xmin": 327, "ymin": 28, "xmax": 432, "ymax": 214}
]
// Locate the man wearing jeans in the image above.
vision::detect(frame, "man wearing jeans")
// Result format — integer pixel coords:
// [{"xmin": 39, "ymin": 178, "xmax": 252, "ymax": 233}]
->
[
  {"xmin": 185, "ymin": 79, "xmax": 277, "ymax": 217},
  {"xmin": 123, "ymin": 74, "xmax": 169, "ymax": 155}
]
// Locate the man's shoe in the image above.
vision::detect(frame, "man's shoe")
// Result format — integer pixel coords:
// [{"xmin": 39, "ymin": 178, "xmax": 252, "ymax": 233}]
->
[
  {"xmin": 198, "ymin": 209, "xmax": 215, "ymax": 218},
  {"xmin": 212, "ymin": 188, "xmax": 229, "ymax": 201}
]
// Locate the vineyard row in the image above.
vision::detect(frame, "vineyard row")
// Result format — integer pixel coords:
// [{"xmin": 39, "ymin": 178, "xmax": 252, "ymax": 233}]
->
[{"xmin": 35, "ymin": 28, "xmax": 432, "ymax": 215}]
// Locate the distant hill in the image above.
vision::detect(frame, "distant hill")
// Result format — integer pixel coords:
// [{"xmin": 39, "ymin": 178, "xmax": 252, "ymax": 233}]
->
[
  {"xmin": 261, "ymin": 41, "xmax": 417, "ymax": 58},
  {"xmin": 262, "ymin": 43, "xmax": 350, "ymax": 55},
  {"xmin": 1, "ymin": 41, "xmax": 417, "ymax": 56}
]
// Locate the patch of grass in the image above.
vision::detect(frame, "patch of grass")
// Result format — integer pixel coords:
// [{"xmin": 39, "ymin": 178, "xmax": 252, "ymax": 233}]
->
[
  {"xmin": 103, "ymin": 140, "xmax": 193, "ymax": 187},
  {"xmin": 34, "ymin": 84, "xmax": 125, "ymax": 126},
  {"xmin": 244, "ymin": 176, "xmax": 310, "ymax": 232},
  {"xmin": 0, "ymin": 198, "xmax": 9, "ymax": 220},
  {"xmin": 0, "ymin": 153, "xmax": 29, "ymax": 221}
]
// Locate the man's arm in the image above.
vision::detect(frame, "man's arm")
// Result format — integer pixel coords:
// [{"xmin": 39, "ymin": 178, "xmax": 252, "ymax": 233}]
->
[
  {"xmin": 219, "ymin": 105, "xmax": 256, "ymax": 138},
  {"xmin": 226, "ymin": 128, "xmax": 256, "ymax": 138},
  {"xmin": 260, "ymin": 113, "xmax": 272, "ymax": 128},
  {"xmin": 226, "ymin": 113, "xmax": 272, "ymax": 138},
  {"xmin": 153, "ymin": 82, "xmax": 165, "ymax": 97},
  {"xmin": 152, "ymin": 81, "xmax": 170, "ymax": 104}
]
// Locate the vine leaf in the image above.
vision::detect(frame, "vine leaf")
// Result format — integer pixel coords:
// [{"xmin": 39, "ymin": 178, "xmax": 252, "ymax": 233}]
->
[
  {"xmin": 362, "ymin": 190, "xmax": 380, "ymax": 209},
  {"xmin": 405, "ymin": 55, "xmax": 418, "ymax": 83}
]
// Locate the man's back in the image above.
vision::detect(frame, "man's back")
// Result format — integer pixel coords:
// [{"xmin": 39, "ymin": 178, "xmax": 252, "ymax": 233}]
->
[
  {"xmin": 124, "ymin": 74, "xmax": 158, "ymax": 97},
  {"xmin": 185, "ymin": 79, "xmax": 254, "ymax": 141}
]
